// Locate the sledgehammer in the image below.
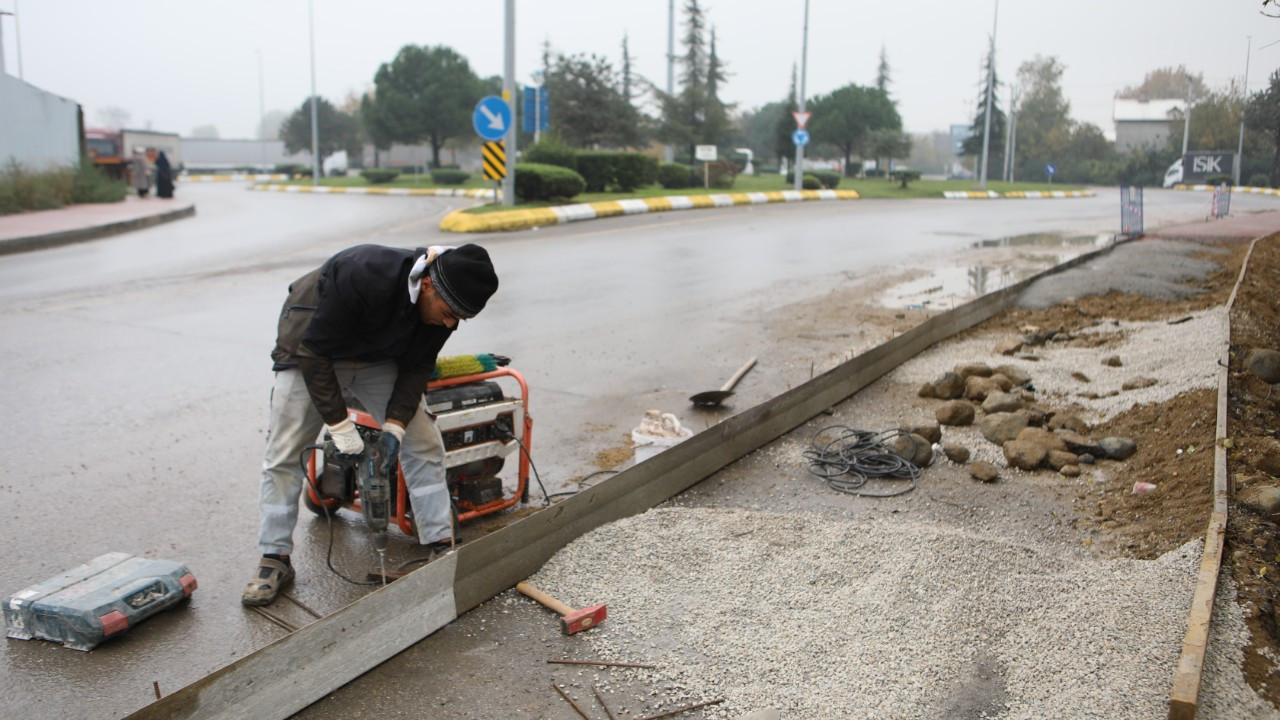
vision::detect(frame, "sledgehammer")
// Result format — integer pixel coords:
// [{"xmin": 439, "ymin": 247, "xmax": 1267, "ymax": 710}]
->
[{"xmin": 516, "ymin": 581, "xmax": 606, "ymax": 635}]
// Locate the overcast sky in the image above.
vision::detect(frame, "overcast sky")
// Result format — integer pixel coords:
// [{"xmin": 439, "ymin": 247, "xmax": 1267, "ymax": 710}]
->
[{"xmin": 1, "ymin": 1, "xmax": 1275, "ymax": 141}]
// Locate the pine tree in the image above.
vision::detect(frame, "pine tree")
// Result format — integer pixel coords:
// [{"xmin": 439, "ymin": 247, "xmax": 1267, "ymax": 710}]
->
[
  {"xmin": 876, "ymin": 45, "xmax": 891, "ymax": 95},
  {"xmin": 962, "ymin": 43, "xmax": 1006, "ymax": 179},
  {"xmin": 702, "ymin": 26, "xmax": 733, "ymax": 149}
]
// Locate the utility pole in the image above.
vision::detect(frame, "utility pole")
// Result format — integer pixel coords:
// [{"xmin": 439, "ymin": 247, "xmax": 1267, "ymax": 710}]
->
[
  {"xmin": 13, "ymin": 0, "xmax": 20, "ymax": 79},
  {"xmin": 1008, "ymin": 85, "xmax": 1019, "ymax": 183},
  {"xmin": 978, "ymin": 0, "xmax": 998, "ymax": 190},
  {"xmin": 502, "ymin": 0, "xmax": 516, "ymax": 206},
  {"xmin": 1181, "ymin": 73, "xmax": 1192, "ymax": 158},
  {"xmin": 1235, "ymin": 36, "xmax": 1251, "ymax": 186},
  {"xmin": 256, "ymin": 49, "xmax": 266, "ymax": 170},
  {"xmin": 308, "ymin": 0, "xmax": 320, "ymax": 186},
  {"xmin": 793, "ymin": 0, "xmax": 810, "ymax": 192},
  {"xmin": 665, "ymin": 0, "xmax": 675, "ymax": 163}
]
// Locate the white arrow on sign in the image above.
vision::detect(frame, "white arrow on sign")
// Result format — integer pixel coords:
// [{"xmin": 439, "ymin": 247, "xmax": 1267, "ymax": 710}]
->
[
  {"xmin": 480, "ymin": 104, "xmax": 507, "ymax": 132},
  {"xmin": 793, "ymin": 111, "xmax": 811, "ymax": 129}
]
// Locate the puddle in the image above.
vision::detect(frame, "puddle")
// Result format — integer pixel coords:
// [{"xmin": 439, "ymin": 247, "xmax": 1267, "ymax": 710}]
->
[{"xmin": 881, "ymin": 233, "xmax": 1110, "ymax": 309}]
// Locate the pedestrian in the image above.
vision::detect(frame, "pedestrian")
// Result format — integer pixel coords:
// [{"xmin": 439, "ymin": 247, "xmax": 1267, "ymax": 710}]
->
[
  {"xmin": 129, "ymin": 147, "xmax": 150, "ymax": 198},
  {"xmin": 154, "ymin": 151, "xmax": 175, "ymax": 199},
  {"xmin": 242, "ymin": 243, "xmax": 499, "ymax": 607}
]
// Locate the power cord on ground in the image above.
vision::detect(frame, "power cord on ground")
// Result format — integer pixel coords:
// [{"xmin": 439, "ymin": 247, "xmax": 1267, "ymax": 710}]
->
[
  {"xmin": 297, "ymin": 445, "xmax": 387, "ymax": 587},
  {"xmin": 803, "ymin": 425, "xmax": 923, "ymax": 498}
]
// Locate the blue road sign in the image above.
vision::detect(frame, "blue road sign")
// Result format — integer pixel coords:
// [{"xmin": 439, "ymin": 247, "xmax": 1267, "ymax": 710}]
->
[
  {"xmin": 473, "ymin": 96, "xmax": 512, "ymax": 141},
  {"xmin": 522, "ymin": 87, "xmax": 550, "ymax": 133},
  {"xmin": 792, "ymin": 129, "xmax": 810, "ymax": 147},
  {"xmin": 1046, "ymin": 163, "xmax": 1056, "ymax": 176}
]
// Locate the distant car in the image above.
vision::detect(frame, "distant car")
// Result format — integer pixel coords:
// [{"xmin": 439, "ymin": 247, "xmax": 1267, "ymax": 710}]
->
[{"xmin": 1162, "ymin": 159, "xmax": 1182, "ymax": 188}]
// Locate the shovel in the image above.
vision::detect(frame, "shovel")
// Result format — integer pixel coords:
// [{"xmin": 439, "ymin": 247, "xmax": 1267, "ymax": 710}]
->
[{"xmin": 690, "ymin": 357, "xmax": 757, "ymax": 408}]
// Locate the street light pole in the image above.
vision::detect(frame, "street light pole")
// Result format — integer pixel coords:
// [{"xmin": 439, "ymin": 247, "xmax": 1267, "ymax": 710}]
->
[
  {"xmin": 664, "ymin": 0, "xmax": 674, "ymax": 164},
  {"xmin": 13, "ymin": 0, "xmax": 21, "ymax": 80},
  {"xmin": 1235, "ymin": 36, "xmax": 1251, "ymax": 186},
  {"xmin": 0, "ymin": 11, "xmax": 9, "ymax": 77},
  {"xmin": 308, "ymin": 0, "xmax": 320, "ymax": 186},
  {"xmin": 979, "ymin": 0, "xmax": 998, "ymax": 190},
  {"xmin": 256, "ymin": 49, "xmax": 267, "ymax": 170},
  {"xmin": 1181, "ymin": 74, "xmax": 1191, "ymax": 159},
  {"xmin": 502, "ymin": 0, "xmax": 516, "ymax": 207},
  {"xmin": 792, "ymin": 0, "xmax": 809, "ymax": 192}
]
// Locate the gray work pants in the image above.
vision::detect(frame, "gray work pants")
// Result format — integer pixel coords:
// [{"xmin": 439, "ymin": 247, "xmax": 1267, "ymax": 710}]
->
[{"xmin": 257, "ymin": 361, "xmax": 451, "ymax": 555}]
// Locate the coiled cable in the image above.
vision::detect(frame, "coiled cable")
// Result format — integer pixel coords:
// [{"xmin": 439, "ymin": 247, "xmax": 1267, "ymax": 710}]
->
[{"xmin": 803, "ymin": 425, "xmax": 923, "ymax": 498}]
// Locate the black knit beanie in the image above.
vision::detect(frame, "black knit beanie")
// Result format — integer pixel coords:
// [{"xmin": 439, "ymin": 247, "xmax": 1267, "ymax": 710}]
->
[{"xmin": 427, "ymin": 244, "xmax": 498, "ymax": 319}]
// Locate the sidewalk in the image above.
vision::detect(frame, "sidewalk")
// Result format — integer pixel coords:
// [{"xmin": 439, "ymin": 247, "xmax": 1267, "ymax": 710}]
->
[{"xmin": 0, "ymin": 195, "xmax": 195, "ymax": 256}]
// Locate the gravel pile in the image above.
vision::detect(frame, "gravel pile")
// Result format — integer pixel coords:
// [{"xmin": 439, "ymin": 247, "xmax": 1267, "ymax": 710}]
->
[
  {"xmin": 526, "ymin": 508, "xmax": 1272, "ymax": 719},
  {"xmin": 888, "ymin": 309, "xmax": 1224, "ymax": 423}
]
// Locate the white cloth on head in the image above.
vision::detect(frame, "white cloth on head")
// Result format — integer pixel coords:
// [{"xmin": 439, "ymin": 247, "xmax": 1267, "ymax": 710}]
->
[{"xmin": 407, "ymin": 245, "xmax": 456, "ymax": 303}]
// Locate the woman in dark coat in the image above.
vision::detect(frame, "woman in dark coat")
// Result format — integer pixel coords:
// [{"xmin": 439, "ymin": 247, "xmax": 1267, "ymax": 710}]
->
[{"xmin": 155, "ymin": 151, "xmax": 175, "ymax": 199}]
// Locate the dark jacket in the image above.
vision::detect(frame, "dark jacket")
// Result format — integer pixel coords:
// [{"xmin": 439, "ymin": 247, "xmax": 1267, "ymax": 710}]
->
[{"xmin": 270, "ymin": 245, "xmax": 452, "ymax": 427}]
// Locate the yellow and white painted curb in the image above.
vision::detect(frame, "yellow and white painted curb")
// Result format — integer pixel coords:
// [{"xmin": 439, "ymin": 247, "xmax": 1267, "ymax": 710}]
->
[
  {"xmin": 943, "ymin": 189, "xmax": 1096, "ymax": 199},
  {"xmin": 182, "ymin": 173, "xmax": 292, "ymax": 182},
  {"xmin": 439, "ymin": 189, "xmax": 861, "ymax": 233},
  {"xmin": 1174, "ymin": 184, "xmax": 1280, "ymax": 196},
  {"xmin": 249, "ymin": 183, "xmax": 493, "ymax": 198}
]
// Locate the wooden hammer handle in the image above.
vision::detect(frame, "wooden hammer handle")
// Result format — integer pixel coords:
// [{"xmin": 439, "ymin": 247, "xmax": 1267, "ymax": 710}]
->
[{"xmin": 516, "ymin": 581, "xmax": 573, "ymax": 616}]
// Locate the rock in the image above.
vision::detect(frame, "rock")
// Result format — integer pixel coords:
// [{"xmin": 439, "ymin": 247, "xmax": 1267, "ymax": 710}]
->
[
  {"xmin": 1132, "ymin": 482, "xmax": 1157, "ymax": 495},
  {"xmin": 943, "ymin": 444, "xmax": 971, "ymax": 463},
  {"xmin": 988, "ymin": 373, "xmax": 1014, "ymax": 391},
  {"xmin": 1047, "ymin": 450, "xmax": 1080, "ymax": 471},
  {"xmin": 1246, "ymin": 349, "xmax": 1280, "ymax": 384},
  {"xmin": 917, "ymin": 382, "xmax": 937, "ymax": 399},
  {"xmin": 994, "ymin": 364, "xmax": 1031, "ymax": 386},
  {"xmin": 1057, "ymin": 431, "xmax": 1105, "ymax": 458},
  {"xmin": 1071, "ymin": 371, "xmax": 1091, "ymax": 383},
  {"xmin": 1240, "ymin": 485, "xmax": 1280, "ymax": 514},
  {"xmin": 1020, "ymin": 405, "xmax": 1048, "ymax": 426},
  {"xmin": 980, "ymin": 412, "xmax": 1029, "ymax": 445},
  {"xmin": 1003, "ymin": 440, "xmax": 1048, "ymax": 471},
  {"xmin": 888, "ymin": 433, "xmax": 934, "ymax": 467},
  {"xmin": 994, "ymin": 337, "xmax": 1024, "ymax": 355},
  {"xmin": 982, "ymin": 391, "xmax": 1023, "ymax": 414},
  {"xmin": 1099, "ymin": 436, "xmax": 1138, "ymax": 460},
  {"xmin": 1060, "ymin": 464, "xmax": 1082, "ymax": 477},
  {"xmin": 901, "ymin": 424, "xmax": 941, "ymax": 444},
  {"xmin": 936, "ymin": 401, "xmax": 976, "ymax": 426},
  {"xmin": 1244, "ymin": 436, "xmax": 1280, "ymax": 476},
  {"xmin": 965, "ymin": 375, "xmax": 1001, "ymax": 401},
  {"xmin": 954, "ymin": 363, "xmax": 994, "ymax": 380},
  {"xmin": 933, "ymin": 371, "xmax": 965, "ymax": 400},
  {"xmin": 1017, "ymin": 427, "xmax": 1069, "ymax": 452},
  {"xmin": 1078, "ymin": 453, "xmax": 1096, "ymax": 464},
  {"xmin": 1047, "ymin": 413, "xmax": 1089, "ymax": 434},
  {"xmin": 970, "ymin": 461, "xmax": 1000, "ymax": 482},
  {"xmin": 1122, "ymin": 376, "xmax": 1158, "ymax": 391},
  {"xmin": 1102, "ymin": 355, "xmax": 1123, "ymax": 367}
]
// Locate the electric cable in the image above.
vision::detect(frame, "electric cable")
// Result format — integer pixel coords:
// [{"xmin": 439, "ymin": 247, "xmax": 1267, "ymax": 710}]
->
[
  {"xmin": 544, "ymin": 469, "xmax": 621, "ymax": 500},
  {"xmin": 494, "ymin": 420, "xmax": 552, "ymax": 506},
  {"xmin": 802, "ymin": 425, "xmax": 924, "ymax": 498},
  {"xmin": 297, "ymin": 445, "xmax": 385, "ymax": 586}
]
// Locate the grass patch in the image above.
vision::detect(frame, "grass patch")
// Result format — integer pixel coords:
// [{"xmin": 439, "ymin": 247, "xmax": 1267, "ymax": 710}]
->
[{"xmin": 0, "ymin": 157, "xmax": 128, "ymax": 215}]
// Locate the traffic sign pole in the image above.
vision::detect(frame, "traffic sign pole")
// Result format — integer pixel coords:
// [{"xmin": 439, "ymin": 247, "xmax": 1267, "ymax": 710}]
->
[
  {"xmin": 503, "ymin": 0, "xmax": 516, "ymax": 206},
  {"xmin": 793, "ymin": 0, "xmax": 810, "ymax": 192}
]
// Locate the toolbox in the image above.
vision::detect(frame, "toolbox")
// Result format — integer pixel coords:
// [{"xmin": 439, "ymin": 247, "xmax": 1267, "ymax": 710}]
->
[{"xmin": 4, "ymin": 552, "xmax": 196, "ymax": 651}]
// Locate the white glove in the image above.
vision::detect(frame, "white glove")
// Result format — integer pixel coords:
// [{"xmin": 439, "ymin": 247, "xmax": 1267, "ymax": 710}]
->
[
  {"xmin": 327, "ymin": 418, "xmax": 364, "ymax": 455},
  {"xmin": 382, "ymin": 422, "xmax": 406, "ymax": 442}
]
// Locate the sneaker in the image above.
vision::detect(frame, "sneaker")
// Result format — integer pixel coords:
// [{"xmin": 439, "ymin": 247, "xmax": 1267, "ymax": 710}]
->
[{"xmin": 241, "ymin": 557, "xmax": 295, "ymax": 607}]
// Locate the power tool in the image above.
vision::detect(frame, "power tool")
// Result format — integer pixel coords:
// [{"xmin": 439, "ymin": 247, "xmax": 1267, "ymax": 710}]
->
[{"xmin": 316, "ymin": 425, "xmax": 392, "ymax": 563}]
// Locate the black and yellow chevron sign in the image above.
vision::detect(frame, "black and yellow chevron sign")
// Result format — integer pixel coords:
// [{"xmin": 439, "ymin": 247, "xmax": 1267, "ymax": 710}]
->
[{"xmin": 482, "ymin": 141, "xmax": 506, "ymax": 180}]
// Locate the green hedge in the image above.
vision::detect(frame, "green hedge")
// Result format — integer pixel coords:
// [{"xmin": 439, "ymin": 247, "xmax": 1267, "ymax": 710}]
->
[
  {"xmin": 523, "ymin": 137, "xmax": 577, "ymax": 171},
  {"xmin": 801, "ymin": 174, "xmax": 823, "ymax": 190},
  {"xmin": 657, "ymin": 163, "xmax": 697, "ymax": 189},
  {"xmin": 514, "ymin": 162, "xmax": 586, "ymax": 201},
  {"xmin": 430, "ymin": 169, "xmax": 470, "ymax": 185},
  {"xmin": 786, "ymin": 169, "xmax": 839, "ymax": 189},
  {"xmin": 0, "ymin": 157, "xmax": 127, "ymax": 215},
  {"xmin": 360, "ymin": 168, "xmax": 401, "ymax": 184},
  {"xmin": 571, "ymin": 151, "xmax": 653, "ymax": 193},
  {"xmin": 1248, "ymin": 174, "xmax": 1271, "ymax": 188}
]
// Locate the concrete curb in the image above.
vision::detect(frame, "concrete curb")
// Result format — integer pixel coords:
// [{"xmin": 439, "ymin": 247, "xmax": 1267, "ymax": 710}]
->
[
  {"xmin": 943, "ymin": 189, "xmax": 1097, "ymax": 199},
  {"xmin": 249, "ymin": 183, "xmax": 492, "ymax": 198},
  {"xmin": 439, "ymin": 189, "xmax": 862, "ymax": 233},
  {"xmin": 181, "ymin": 173, "xmax": 291, "ymax": 182},
  {"xmin": 1173, "ymin": 184, "xmax": 1280, "ymax": 196},
  {"xmin": 0, "ymin": 204, "xmax": 197, "ymax": 257}
]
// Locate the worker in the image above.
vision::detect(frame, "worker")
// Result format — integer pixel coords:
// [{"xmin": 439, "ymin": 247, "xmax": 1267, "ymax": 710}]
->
[{"xmin": 243, "ymin": 243, "xmax": 499, "ymax": 606}]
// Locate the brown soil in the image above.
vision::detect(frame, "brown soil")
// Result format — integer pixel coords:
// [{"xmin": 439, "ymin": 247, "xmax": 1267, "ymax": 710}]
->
[{"xmin": 1226, "ymin": 236, "xmax": 1280, "ymax": 702}]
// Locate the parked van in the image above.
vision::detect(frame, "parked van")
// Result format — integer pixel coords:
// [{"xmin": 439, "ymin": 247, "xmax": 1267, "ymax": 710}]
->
[{"xmin": 1162, "ymin": 159, "xmax": 1183, "ymax": 188}]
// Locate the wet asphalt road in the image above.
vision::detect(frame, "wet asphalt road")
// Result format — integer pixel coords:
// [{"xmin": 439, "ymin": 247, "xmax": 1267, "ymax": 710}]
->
[{"xmin": 0, "ymin": 183, "xmax": 1269, "ymax": 719}]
